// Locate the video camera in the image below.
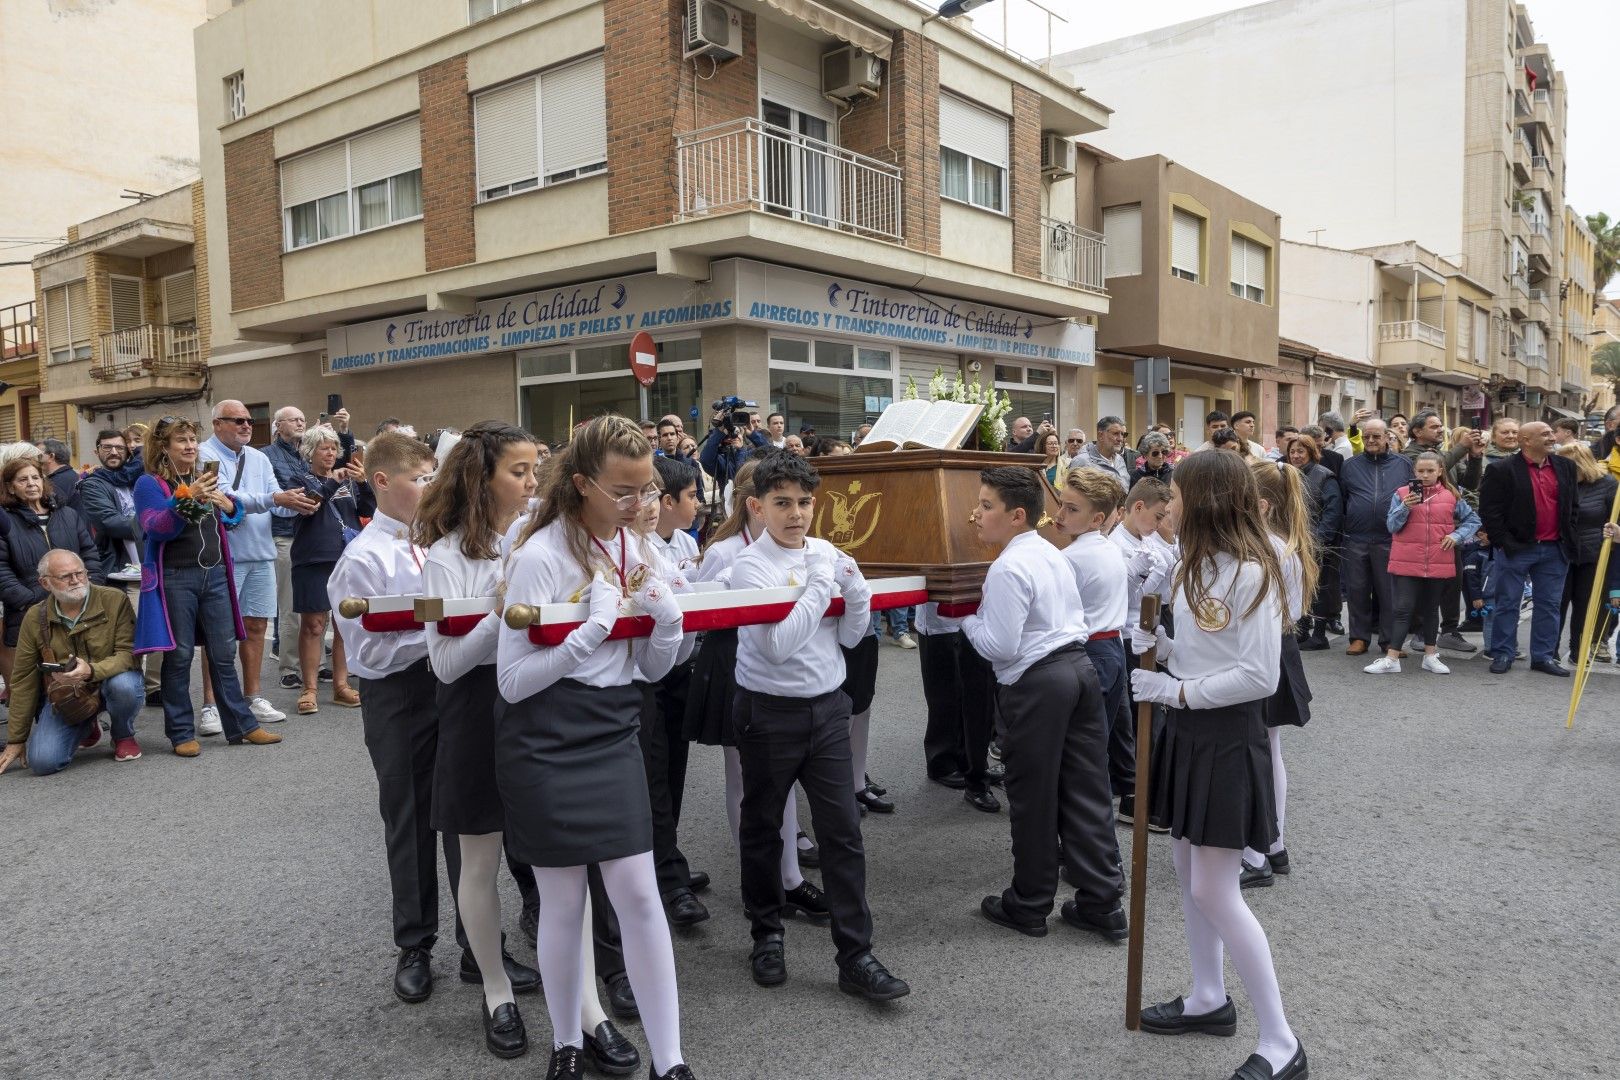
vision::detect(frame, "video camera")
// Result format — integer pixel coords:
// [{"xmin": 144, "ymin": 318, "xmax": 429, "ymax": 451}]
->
[{"xmin": 710, "ymin": 395, "xmax": 759, "ymax": 438}]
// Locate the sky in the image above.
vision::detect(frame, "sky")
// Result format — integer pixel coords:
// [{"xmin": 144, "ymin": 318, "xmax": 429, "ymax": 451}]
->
[{"xmin": 989, "ymin": 0, "xmax": 1617, "ymax": 226}]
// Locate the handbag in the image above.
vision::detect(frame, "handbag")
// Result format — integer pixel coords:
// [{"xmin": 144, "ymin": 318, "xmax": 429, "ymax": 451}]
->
[{"xmin": 36, "ymin": 603, "xmax": 102, "ymax": 727}]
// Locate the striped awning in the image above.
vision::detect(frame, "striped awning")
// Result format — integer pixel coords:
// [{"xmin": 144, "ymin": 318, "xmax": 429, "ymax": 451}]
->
[{"xmin": 759, "ymin": 0, "xmax": 891, "ymax": 58}]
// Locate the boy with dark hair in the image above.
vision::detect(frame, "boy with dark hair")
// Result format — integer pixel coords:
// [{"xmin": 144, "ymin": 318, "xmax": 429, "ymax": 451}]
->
[
  {"xmin": 730, "ymin": 453, "xmax": 908, "ymax": 1002},
  {"xmin": 1110, "ymin": 477, "xmax": 1174, "ymax": 828},
  {"xmin": 963, "ymin": 467, "xmax": 1126, "ymax": 940}
]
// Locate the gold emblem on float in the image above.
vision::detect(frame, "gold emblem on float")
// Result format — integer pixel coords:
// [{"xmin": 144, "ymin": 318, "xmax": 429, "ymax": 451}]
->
[
  {"xmin": 815, "ymin": 480, "xmax": 883, "ymax": 552},
  {"xmin": 1193, "ymin": 597, "xmax": 1232, "ymax": 633}
]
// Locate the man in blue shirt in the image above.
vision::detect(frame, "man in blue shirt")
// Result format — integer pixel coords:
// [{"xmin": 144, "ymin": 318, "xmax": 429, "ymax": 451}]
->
[{"xmin": 1337, "ymin": 419, "xmax": 1415, "ymax": 656}]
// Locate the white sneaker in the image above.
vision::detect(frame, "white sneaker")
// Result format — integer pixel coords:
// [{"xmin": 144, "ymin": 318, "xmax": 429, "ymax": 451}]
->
[
  {"xmin": 250, "ymin": 696, "xmax": 287, "ymax": 723},
  {"xmin": 197, "ymin": 704, "xmax": 224, "ymax": 736},
  {"xmin": 1363, "ymin": 656, "xmax": 1401, "ymax": 675},
  {"xmin": 894, "ymin": 632, "xmax": 918, "ymax": 650},
  {"xmin": 1421, "ymin": 654, "xmax": 1451, "ymax": 674}
]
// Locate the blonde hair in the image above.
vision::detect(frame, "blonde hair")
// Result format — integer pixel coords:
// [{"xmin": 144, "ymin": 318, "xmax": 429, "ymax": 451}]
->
[
  {"xmin": 300, "ymin": 424, "xmax": 341, "ymax": 463},
  {"xmin": 142, "ymin": 417, "xmax": 202, "ymax": 484},
  {"xmin": 366, "ymin": 430, "xmax": 435, "ymax": 480},
  {"xmin": 516, "ymin": 414, "xmax": 653, "ymax": 576},
  {"xmin": 1557, "ymin": 440, "xmax": 1606, "ymax": 484},
  {"xmin": 1172, "ymin": 451, "xmax": 1286, "ymax": 623},
  {"xmin": 1249, "ymin": 459, "xmax": 1319, "ymax": 623},
  {"xmin": 1063, "ymin": 466, "xmax": 1124, "ymax": 517}
]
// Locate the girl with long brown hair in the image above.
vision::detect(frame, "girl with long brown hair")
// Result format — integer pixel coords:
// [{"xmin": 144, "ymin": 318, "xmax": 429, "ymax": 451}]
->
[
  {"xmin": 1127, "ymin": 449, "xmax": 1305, "ymax": 1080},
  {"xmin": 495, "ymin": 415, "xmax": 694, "ymax": 1080}
]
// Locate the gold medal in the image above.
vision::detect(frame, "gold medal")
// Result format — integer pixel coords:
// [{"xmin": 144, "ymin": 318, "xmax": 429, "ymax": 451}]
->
[{"xmin": 1193, "ymin": 597, "xmax": 1232, "ymax": 633}]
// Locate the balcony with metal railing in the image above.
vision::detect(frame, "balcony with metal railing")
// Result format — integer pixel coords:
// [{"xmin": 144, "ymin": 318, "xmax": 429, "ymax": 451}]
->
[
  {"xmin": 1529, "ymin": 154, "xmax": 1551, "ymax": 191},
  {"xmin": 95, "ymin": 323, "xmax": 204, "ymax": 381},
  {"xmin": 0, "ymin": 301, "xmax": 37, "ymax": 365},
  {"xmin": 1039, "ymin": 217, "xmax": 1105, "ymax": 295},
  {"xmin": 1531, "ymin": 88, "xmax": 1552, "ymax": 126},
  {"xmin": 674, "ymin": 117, "xmax": 903, "ymax": 243},
  {"xmin": 1377, "ymin": 318, "xmax": 1446, "ymax": 373}
]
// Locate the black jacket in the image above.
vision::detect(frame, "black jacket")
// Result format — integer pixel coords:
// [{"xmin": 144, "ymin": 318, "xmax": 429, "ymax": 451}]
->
[
  {"xmin": 0, "ymin": 502, "xmax": 106, "ymax": 626},
  {"xmin": 46, "ymin": 465, "xmax": 82, "ymax": 515},
  {"xmin": 1128, "ymin": 461, "xmax": 1173, "ymax": 488},
  {"xmin": 1477, "ymin": 452, "xmax": 1579, "ymax": 560},
  {"xmin": 78, "ymin": 457, "xmax": 145, "ymax": 573},
  {"xmin": 1318, "ymin": 447, "xmax": 1345, "ymax": 478},
  {"xmin": 1303, "ymin": 463, "xmax": 1343, "ymax": 546},
  {"xmin": 1569, "ymin": 475, "xmax": 1619, "ymax": 565}
]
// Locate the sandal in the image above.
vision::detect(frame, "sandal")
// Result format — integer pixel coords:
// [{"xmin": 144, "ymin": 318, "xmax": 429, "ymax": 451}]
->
[
  {"xmin": 331, "ymin": 684, "xmax": 361, "ymax": 708},
  {"xmin": 297, "ymin": 687, "xmax": 319, "ymax": 715}
]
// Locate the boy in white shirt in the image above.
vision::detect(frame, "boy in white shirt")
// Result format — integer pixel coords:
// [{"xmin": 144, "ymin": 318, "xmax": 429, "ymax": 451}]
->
[
  {"xmin": 1108, "ymin": 477, "xmax": 1174, "ymax": 827},
  {"xmin": 962, "ymin": 467, "xmax": 1126, "ymax": 940},
  {"xmin": 730, "ymin": 454, "xmax": 909, "ymax": 1002}
]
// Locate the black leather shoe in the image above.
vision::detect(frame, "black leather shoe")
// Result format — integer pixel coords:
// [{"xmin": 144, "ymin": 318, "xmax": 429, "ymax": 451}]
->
[
  {"xmin": 546, "ymin": 1044, "xmax": 585, "ymax": 1080},
  {"xmin": 796, "ymin": 831, "xmax": 819, "ymax": 868},
  {"xmin": 1268, "ymin": 848, "xmax": 1291, "ymax": 875},
  {"xmin": 665, "ymin": 889, "xmax": 710, "ymax": 927},
  {"xmin": 582, "ymin": 1021, "xmax": 639, "ymax": 1075},
  {"xmin": 394, "ymin": 946, "xmax": 433, "ymax": 1003},
  {"xmin": 783, "ymin": 880, "xmax": 832, "ymax": 924},
  {"xmin": 1060, "ymin": 900, "xmax": 1128, "ymax": 941},
  {"xmin": 1531, "ymin": 659, "xmax": 1571, "ymax": 677},
  {"xmin": 521, "ymin": 903, "xmax": 539, "ymax": 945},
  {"xmin": 837, "ymin": 951, "xmax": 910, "ymax": 1001},
  {"xmin": 864, "ymin": 773, "xmax": 886, "ymax": 797},
  {"xmin": 1299, "ymin": 627, "xmax": 1329, "ymax": 651},
  {"xmin": 982, "ymin": 764, "xmax": 1005, "ymax": 787},
  {"xmin": 1240, "ymin": 859, "xmax": 1275, "ymax": 889},
  {"xmin": 928, "ymin": 770, "xmax": 969, "ymax": 789},
  {"xmin": 604, "ymin": 973, "xmax": 638, "ymax": 1020},
  {"xmin": 1231, "ymin": 1039, "xmax": 1307, "ymax": 1079},
  {"xmin": 461, "ymin": 949, "xmax": 541, "ymax": 994},
  {"xmin": 856, "ymin": 788, "xmax": 895, "ymax": 814},
  {"xmin": 484, "ymin": 1001, "xmax": 528, "ymax": 1059},
  {"xmin": 687, "ymin": 870, "xmax": 710, "ymax": 894},
  {"xmin": 1139, "ymin": 995, "xmax": 1238, "ymax": 1036},
  {"xmin": 1327, "ymin": 619, "xmax": 1344, "ymax": 635},
  {"xmin": 1489, "ymin": 655, "xmax": 1512, "ymax": 674},
  {"xmin": 979, "ymin": 895, "xmax": 1047, "ymax": 937},
  {"xmin": 650, "ymin": 1063, "xmax": 697, "ymax": 1079},
  {"xmin": 964, "ymin": 787, "xmax": 1000, "ymax": 813},
  {"xmin": 751, "ymin": 933, "xmax": 786, "ymax": 987}
]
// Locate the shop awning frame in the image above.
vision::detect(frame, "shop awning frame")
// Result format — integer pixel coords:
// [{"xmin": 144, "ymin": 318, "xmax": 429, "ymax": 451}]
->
[{"xmin": 759, "ymin": 0, "xmax": 892, "ymax": 58}]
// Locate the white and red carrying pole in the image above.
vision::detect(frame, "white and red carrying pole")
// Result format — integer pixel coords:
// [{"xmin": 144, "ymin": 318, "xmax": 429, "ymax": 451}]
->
[{"xmin": 336, "ymin": 594, "xmax": 497, "ymax": 636}]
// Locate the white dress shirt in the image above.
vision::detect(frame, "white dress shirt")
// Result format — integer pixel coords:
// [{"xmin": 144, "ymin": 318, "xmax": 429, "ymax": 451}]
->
[
  {"xmin": 1270, "ymin": 533, "xmax": 1305, "ymax": 622},
  {"xmin": 649, "ymin": 528, "xmax": 700, "ymax": 576},
  {"xmin": 1063, "ymin": 530, "xmax": 1127, "ymax": 633},
  {"xmin": 496, "ymin": 520, "xmax": 682, "ymax": 701},
  {"xmin": 691, "ymin": 528, "xmax": 752, "ymax": 586},
  {"xmin": 422, "ymin": 530, "xmax": 502, "ymax": 684},
  {"xmin": 912, "ymin": 602, "xmax": 964, "ymax": 635},
  {"xmin": 731, "ymin": 531, "xmax": 870, "ymax": 698},
  {"xmin": 961, "ymin": 530, "xmax": 1088, "ymax": 685},
  {"xmin": 1165, "ymin": 552, "xmax": 1282, "ymax": 710},
  {"xmin": 1109, "ymin": 526, "xmax": 1159, "ymax": 633},
  {"xmin": 328, "ymin": 511, "xmax": 429, "ymax": 680}
]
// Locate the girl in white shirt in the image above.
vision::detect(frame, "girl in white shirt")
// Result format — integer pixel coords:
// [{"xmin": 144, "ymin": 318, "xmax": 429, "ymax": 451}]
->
[
  {"xmin": 1128, "ymin": 449, "xmax": 1306, "ymax": 1080},
  {"xmin": 1243, "ymin": 460, "xmax": 1320, "ymax": 889},
  {"xmin": 495, "ymin": 415, "xmax": 695, "ymax": 1080}
]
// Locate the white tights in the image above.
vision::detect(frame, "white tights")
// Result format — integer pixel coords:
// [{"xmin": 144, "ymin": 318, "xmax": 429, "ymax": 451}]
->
[
  {"xmin": 1244, "ymin": 728, "xmax": 1289, "ymax": 866},
  {"xmin": 459, "ymin": 833, "xmax": 608, "ymax": 1027},
  {"xmin": 1171, "ymin": 838, "xmax": 1298, "ymax": 1071},
  {"xmin": 849, "ymin": 708, "xmax": 870, "ymax": 792},
  {"xmin": 533, "ymin": 852, "xmax": 683, "ymax": 1074},
  {"xmin": 723, "ymin": 746, "xmax": 804, "ymax": 890}
]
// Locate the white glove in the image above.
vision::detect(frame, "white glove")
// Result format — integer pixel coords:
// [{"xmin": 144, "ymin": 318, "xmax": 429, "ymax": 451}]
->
[
  {"xmin": 803, "ymin": 555, "xmax": 835, "ymax": 593},
  {"xmin": 1129, "ymin": 625, "xmax": 1173, "ymax": 660},
  {"xmin": 668, "ymin": 571, "xmax": 694, "ymax": 595},
  {"xmin": 1126, "ymin": 548, "xmax": 1156, "ymax": 581},
  {"xmin": 834, "ymin": 555, "xmax": 870, "ymax": 600},
  {"xmin": 587, "ymin": 576, "xmax": 623, "ymax": 631},
  {"xmin": 1129, "ymin": 668, "xmax": 1184, "ymax": 707},
  {"xmin": 633, "ymin": 575, "xmax": 684, "ymax": 626}
]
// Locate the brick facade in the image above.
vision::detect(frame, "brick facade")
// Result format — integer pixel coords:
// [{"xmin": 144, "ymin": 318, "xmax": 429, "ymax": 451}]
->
[
  {"xmin": 841, "ymin": 29, "xmax": 939, "ymax": 254},
  {"xmin": 191, "ymin": 181, "xmax": 212, "ymax": 357},
  {"xmin": 1009, "ymin": 84, "xmax": 1042, "ymax": 278},
  {"xmin": 420, "ymin": 55, "xmax": 477, "ymax": 272},
  {"xmin": 223, "ymin": 128, "xmax": 284, "ymax": 310}
]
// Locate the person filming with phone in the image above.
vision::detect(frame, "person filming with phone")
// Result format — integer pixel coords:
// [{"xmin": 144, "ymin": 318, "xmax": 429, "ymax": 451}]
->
[{"xmin": 0, "ymin": 550, "xmax": 145, "ymax": 775}]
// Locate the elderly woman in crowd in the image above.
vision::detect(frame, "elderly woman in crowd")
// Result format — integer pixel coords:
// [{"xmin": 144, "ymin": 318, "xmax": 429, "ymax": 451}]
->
[
  {"xmin": 1555, "ymin": 442, "xmax": 1620, "ymax": 665},
  {"xmin": 1286, "ymin": 433, "xmax": 1343, "ymax": 651},
  {"xmin": 133, "ymin": 416, "xmax": 279, "ymax": 755},
  {"xmin": 1129, "ymin": 431, "xmax": 1175, "ymax": 487},
  {"xmin": 0, "ymin": 453, "xmax": 103, "ymax": 691},
  {"xmin": 291, "ymin": 424, "xmax": 373, "ymax": 715}
]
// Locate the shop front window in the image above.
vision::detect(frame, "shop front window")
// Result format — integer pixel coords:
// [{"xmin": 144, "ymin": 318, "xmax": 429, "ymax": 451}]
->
[
  {"xmin": 769, "ymin": 337, "xmax": 894, "ymax": 442},
  {"xmin": 521, "ymin": 376, "xmax": 639, "ymax": 445},
  {"xmin": 518, "ymin": 337, "xmax": 702, "ymax": 445},
  {"xmin": 994, "ymin": 363, "xmax": 1057, "ymax": 429}
]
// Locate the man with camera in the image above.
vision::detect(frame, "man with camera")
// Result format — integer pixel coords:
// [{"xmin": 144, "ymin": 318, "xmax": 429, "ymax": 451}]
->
[
  {"xmin": 0, "ymin": 549, "xmax": 144, "ymax": 775},
  {"xmin": 699, "ymin": 396, "xmax": 767, "ymax": 491}
]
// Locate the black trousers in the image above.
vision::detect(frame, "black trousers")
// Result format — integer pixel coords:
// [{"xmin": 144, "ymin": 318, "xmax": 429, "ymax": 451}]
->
[
  {"xmin": 1084, "ymin": 636, "xmax": 1131, "ymax": 799},
  {"xmin": 1342, "ymin": 536, "xmax": 1396, "ymax": 649},
  {"xmin": 736, "ymin": 687, "xmax": 872, "ymax": 966},
  {"xmin": 917, "ymin": 629, "xmax": 995, "ymax": 788},
  {"xmin": 1440, "ymin": 548, "xmax": 1464, "ymax": 633},
  {"xmin": 997, "ymin": 646, "xmax": 1123, "ymax": 923},
  {"xmin": 1390, "ymin": 575, "xmax": 1445, "ymax": 650},
  {"xmin": 637, "ymin": 676, "xmax": 693, "ymax": 899},
  {"xmin": 1312, "ymin": 544, "xmax": 1343, "ymax": 622},
  {"xmin": 1560, "ymin": 560, "xmax": 1618, "ymax": 659}
]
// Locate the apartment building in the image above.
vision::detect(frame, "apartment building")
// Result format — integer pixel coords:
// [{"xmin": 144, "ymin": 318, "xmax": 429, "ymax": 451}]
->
[
  {"xmin": 1559, "ymin": 207, "xmax": 1596, "ymax": 417},
  {"xmin": 30, "ymin": 185, "xmax": 212, "ymax": 459},
  {"xmin": 1054, "ymin": 0, "xmax": 1572, "ymax": 419},
  {"xmin": 1075, "ymin": 148, "xmax": 1282, "ymax": 446},
  {"xmin": 1590, "ymin": 295, "xmax": 1619, "ymax": 419},
  {"xmin": 191, "ymin": 0, "xmax": 1109, "ymax": 444}
]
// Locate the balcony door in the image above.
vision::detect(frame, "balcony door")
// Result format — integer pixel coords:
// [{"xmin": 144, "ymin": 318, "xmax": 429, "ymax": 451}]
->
[{"xmin": 760, "ymin": 68, "xmax": 836, "ymax": 228}]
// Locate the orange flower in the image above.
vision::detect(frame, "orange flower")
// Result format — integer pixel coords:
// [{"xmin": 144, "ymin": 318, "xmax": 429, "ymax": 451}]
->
[{"xmin": 174, "ymin": 484, "xmax": 193, "ymax": 499}]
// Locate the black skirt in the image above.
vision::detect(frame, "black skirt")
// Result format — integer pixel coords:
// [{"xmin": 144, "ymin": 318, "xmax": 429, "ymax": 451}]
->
[
  {"xmin": 683, "ymin": 630, "xmax": 738, "ymax": 746},
  {"xmin": 494, "ymin": 678, "xmax": 651, "ymax": 867},
  {"xmin": 292, "ymin": 561, "xmax": 337, "ymax": 614},
  {"xmin": 1265, "ymin": 632, "xmax": 1312, "ymax": 729},
  {"xmin": 1151, "ymin": 698, "xmax": 1278, "ymax": 852},
  {"xmin": 431, "ymin": 664, "xmax": 506, "ymax": 835},
  {"xmin": 840, "ymin": 633, "xmax": 880, "ymax": 714}
]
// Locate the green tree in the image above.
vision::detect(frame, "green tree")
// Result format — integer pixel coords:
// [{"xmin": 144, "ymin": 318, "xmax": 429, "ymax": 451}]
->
[
  {"xmin": 1586, "ymin": 212, "xmax": 1620, "ymax": 296},
  {"xmin": 1591, "ymin": 341, "xmax": 1620, "ymax": 413}
]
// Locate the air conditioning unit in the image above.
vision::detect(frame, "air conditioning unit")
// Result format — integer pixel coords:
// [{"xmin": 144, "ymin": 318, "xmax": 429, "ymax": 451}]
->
[
  {"xmin": 684, "ymin": 0, "xmax": 742, "ymax": 61},
  {"xmin": 1040, "ymin": 133, "xmax": 1075, "ymax": 179},
  {"xmin": 821, "ymin": 46, "xmax": 883, "ymax": 100}
]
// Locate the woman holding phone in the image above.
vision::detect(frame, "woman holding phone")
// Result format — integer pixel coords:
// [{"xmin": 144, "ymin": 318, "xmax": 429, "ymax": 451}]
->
[
  {"xmin": 1364, "ymin": 451, "xmax": 1481, "ymax": 676},
  {"xmin": 291, "ymin": 423, "xmax": 373, "ymax": 714}
]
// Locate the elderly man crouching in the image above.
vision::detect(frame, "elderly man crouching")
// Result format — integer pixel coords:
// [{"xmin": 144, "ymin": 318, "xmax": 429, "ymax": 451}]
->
[{"xmin": 0, "ymin": 550, "xmax": 144, "ymax": 775}]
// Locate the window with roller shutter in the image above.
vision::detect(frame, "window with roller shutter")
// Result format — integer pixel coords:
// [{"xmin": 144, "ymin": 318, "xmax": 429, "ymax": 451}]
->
[
  {"xmin": 1170, "ymin": 208, "xmax": 1203, "ymax": 283},
  {"xmin": 43, "ymin": 282, "xmax": 91, "ymax": 364},
  {"xmin": 0, "ymin": 405, "xmax": 15, "ymax": 443},
  {"xmin": 938, "ymin": 94, "xmax": 1009, "ymax": 214},
  {"xmin": 474, "ymin": 54, "xmax": 606, "ymax": 201},
  {"xmin": 1229, "ymin": 234, "xmax": 1268, "ymax": 303},
  {"xmin": 163, "ymin": 271, "xmax": 197, "ymax": 327},
  {"xmin": 110, "ymin": 276, "xmax": 144, "ymax": 331},
  {"xmin": 1103, "ymin": 205, "xmax": 1141, "ymax": 278},
  {"xmin": 280, "ymin": 117, "xmax": 423, "ymax": 250}
]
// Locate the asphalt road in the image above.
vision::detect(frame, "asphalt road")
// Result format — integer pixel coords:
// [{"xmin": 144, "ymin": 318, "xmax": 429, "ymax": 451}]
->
[{"xmin": 2, "ymin": 625, "xmax": 1615, "ymax": 1080}]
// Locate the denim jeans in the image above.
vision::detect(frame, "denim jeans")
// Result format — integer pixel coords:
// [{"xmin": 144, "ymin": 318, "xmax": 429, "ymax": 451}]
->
[
  {"xmin": 1489, "ymin": 542, "xmax": 1569, "ymax": 664},
  {"xmin": 160, "ymin": 563, "xmax": 259, "ymax": 744},
  {"xmin": 26, "ymin": 669, "xmax": 145, "ymax": 776},
  {"xmin": 869, "ymin": 606, "xmax": 911, "ymax": 638}
]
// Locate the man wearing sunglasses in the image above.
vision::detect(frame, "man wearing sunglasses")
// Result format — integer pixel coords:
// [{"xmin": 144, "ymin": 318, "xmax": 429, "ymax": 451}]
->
[{"xmin": 200, "ymin": 401, "xmax": 321, "ymax": 728}]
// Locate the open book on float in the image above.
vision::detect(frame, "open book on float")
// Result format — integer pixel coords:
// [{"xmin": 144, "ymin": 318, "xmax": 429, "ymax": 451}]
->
[{"xmin": 853, "ymin": 399, "xmax": 984, "ymax": 453}]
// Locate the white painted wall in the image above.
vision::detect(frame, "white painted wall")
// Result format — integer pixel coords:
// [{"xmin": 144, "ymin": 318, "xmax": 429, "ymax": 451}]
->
[
  {"xmin": 1054, "ymin": 0, "xmax": 1469, "ymax": 255},
  {"xmin": 0, "ymin": 0, "xmax": 207, "ymax": 305},
  {"xmin": 1278, "ymin": 241, "xmax": 1376, "ymax": 363}
]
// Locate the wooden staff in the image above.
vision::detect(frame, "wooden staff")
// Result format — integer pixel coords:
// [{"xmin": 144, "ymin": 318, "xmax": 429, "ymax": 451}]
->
[
  {"xmin": 1566, "ymin": 490, "xmax": 1620, "ymax": 729},
  {"xmin": 1125, "ymin": 593, "xmax": 1161, "ymax": 1031}
]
